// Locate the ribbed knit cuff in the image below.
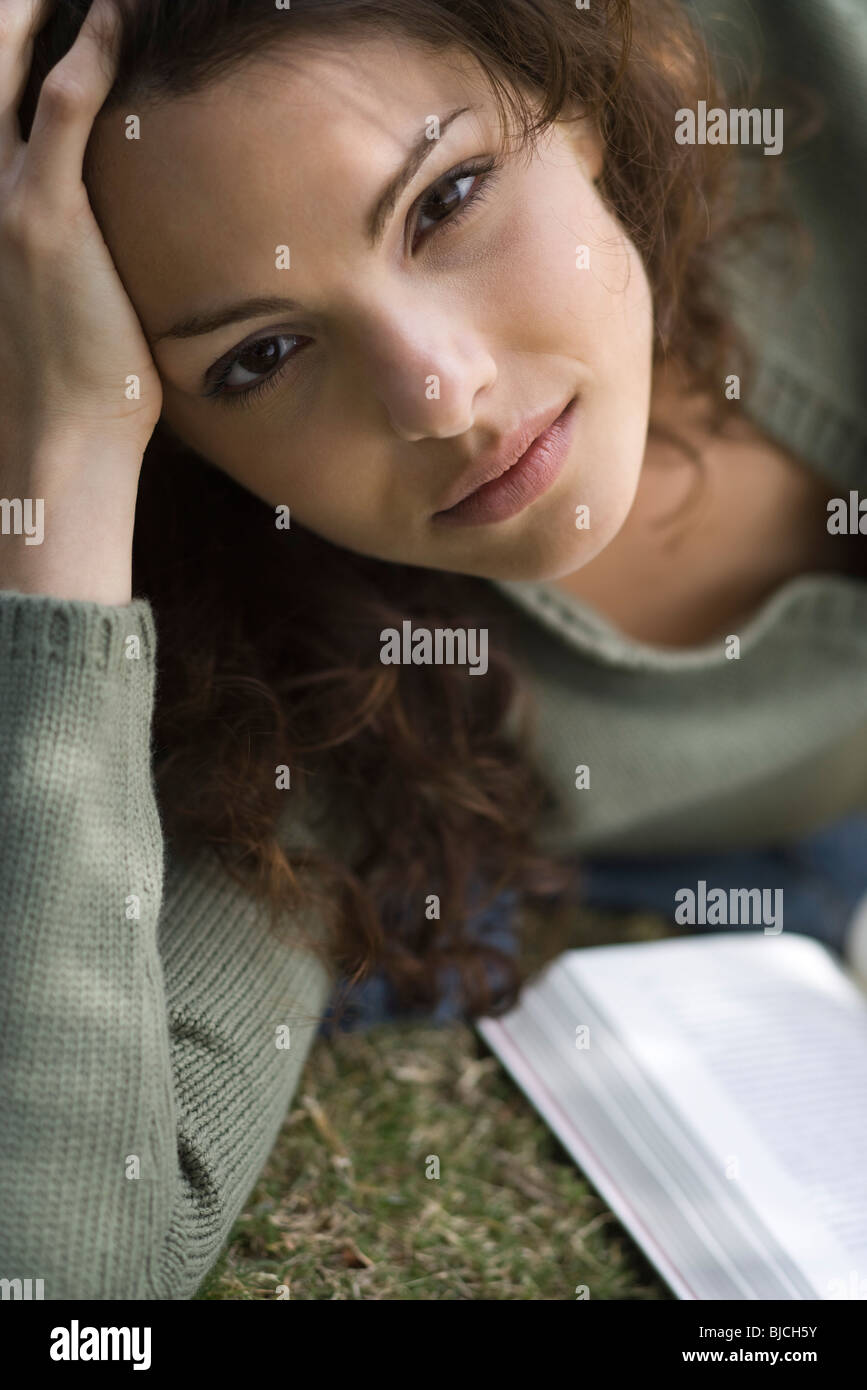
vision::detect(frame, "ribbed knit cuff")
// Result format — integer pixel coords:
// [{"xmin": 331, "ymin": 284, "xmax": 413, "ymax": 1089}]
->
[{"xmin": 0, "ymin": 591, "xmax": 156, "ymax": 677}]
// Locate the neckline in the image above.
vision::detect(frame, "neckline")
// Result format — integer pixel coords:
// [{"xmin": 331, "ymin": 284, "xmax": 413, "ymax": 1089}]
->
[{"xmin": 488, "ymin": 569, "xmax": 867, "ymax": 672}]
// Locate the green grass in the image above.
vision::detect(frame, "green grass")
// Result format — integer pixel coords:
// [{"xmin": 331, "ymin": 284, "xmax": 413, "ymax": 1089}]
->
[{"xmin": 195, "ymin": 909, "xmax": 679, "ymax": 1301}]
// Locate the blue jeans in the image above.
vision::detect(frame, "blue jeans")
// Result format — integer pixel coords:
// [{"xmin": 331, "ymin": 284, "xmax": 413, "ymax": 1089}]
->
[{"xmin": 317, "ymin": 813, "xmax": 867, "ymax": 1036}]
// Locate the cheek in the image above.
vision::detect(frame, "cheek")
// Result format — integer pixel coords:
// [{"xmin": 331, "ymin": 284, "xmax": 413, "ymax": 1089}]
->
[
  {"xmin": 156, "ymin": 385, "xmax": 317, "ymax": 503},
  {"xmin": 493, "ymin": 173, "xmax": 652, "ymax": 378},
  {"xmin": 159, "ymin": 386, "xmax": 389, "ymax": 544}
]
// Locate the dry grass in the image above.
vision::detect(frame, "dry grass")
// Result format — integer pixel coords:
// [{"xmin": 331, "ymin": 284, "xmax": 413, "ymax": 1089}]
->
[{"xmin": 195, "ymin": 909, "xmax": 677, "ymax": 1301}]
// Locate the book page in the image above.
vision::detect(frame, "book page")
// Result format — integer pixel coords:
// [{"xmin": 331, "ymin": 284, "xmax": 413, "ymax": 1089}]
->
[{"xmin": 569, "ymin": 932, "xmax": 867, "ymax": 1298}]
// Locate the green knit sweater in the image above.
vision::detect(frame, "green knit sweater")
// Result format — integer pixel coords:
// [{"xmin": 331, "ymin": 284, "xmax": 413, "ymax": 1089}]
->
[
  {"xmin": 1, "ymin": 0, "xmax": 864, "ymax": 1301},
  {"xmin": 0, "ymin": 596, "xmax": 333, "ymax": 1299}
]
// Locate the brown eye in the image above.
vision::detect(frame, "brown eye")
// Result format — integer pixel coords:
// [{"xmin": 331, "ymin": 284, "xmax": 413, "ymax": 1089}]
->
[
  {"xmin": 411, "ymin": 156, "xmax": 502, "ymax": 248},
  {"xmin": 238, "ymin": 340, "xmax": 281, "ymax": 373},
  {"xmin": 210, "ymin": 333, "xmax": 304, "ymax": 398},
  {"xmin": 416, "ymin": 171, "xmax": 479, "ymax": 236}
]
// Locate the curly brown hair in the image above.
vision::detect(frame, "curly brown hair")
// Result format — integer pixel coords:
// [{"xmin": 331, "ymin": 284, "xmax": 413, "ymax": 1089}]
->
[{"xmin": 22, "ymin": 0, "xmax": 778, "ymax": 1023}]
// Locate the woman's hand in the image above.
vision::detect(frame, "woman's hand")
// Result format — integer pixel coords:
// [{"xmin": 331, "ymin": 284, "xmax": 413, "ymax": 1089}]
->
[{"xmin": 0, "ymin": 0, "xmax": 163, "ymax": 603}]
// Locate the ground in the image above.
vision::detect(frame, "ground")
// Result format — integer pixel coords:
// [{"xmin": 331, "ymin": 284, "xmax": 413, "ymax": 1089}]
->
[{"xmin": 195, "ymin": 908, "xmax": 678, "ymax": 1301}]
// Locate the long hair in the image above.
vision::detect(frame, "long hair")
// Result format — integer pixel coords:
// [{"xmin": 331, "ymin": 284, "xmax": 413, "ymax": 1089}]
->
[{"xmin": 20, "ymin": 0, "xmax": 778, "ymax": 1021}]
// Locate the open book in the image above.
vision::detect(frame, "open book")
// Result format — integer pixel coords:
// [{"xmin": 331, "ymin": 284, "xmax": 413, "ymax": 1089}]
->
[{"xmin": 476, "ymin": 933, "xmax": 867, "ymax": 1300}]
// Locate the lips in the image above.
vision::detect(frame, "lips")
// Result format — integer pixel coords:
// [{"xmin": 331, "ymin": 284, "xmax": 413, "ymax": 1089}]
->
[
  {"xmin": 433, "ymin": 396, "xmax": 576, "ymax": 517},
  {"xmin": 432, "ymin": 395, "xmax": 578, "ymax": 527}
]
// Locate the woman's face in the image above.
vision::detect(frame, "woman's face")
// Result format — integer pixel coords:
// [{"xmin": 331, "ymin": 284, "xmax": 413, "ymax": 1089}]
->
[{"xmin": 88, "ymin": 35, "xmax": 654, "ymax": 581}]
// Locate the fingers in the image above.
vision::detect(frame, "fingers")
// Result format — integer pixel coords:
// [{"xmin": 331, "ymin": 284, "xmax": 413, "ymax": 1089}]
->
[
  {"xmin": 0, "ymin": 0, "xmax": 50, "ymax": 158},
  {"xmin": 23, "ymin": 0, "xmax": 122, "ymax": 202}
]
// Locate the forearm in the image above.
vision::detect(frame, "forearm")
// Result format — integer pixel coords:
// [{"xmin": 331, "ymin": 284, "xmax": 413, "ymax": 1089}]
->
[{"xmin": 0, "ymin": 435, "xmax": 143, "ymax": 605}]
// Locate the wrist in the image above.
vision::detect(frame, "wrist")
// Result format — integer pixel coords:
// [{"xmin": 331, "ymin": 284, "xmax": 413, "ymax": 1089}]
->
[{"xmin": 0, "ymin": 436, "xmax": 142, "ymax": 605}]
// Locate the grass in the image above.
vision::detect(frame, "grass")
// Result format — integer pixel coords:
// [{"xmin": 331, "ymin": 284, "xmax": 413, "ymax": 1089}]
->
[{"xmin": 195, "ymin": 908, "xmax": 678, "ymax": 1301}]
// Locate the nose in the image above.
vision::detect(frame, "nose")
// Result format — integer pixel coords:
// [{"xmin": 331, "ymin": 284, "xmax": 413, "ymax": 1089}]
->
[{"xmin": 356, "ymin": 290, "xmax": 498, "ymax": 442}]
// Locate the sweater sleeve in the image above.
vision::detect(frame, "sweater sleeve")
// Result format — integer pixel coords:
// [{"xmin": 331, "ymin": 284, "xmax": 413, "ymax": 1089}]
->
[{"xmin": 0, "ymin": 591, "xmax": 333, "ymax": 1300}]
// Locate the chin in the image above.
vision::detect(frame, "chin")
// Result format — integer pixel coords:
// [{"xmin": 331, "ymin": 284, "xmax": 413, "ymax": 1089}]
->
[
  {"xmin": 438, "ymin": 523, "xmax": 618, "ymax": 584},
  {"xmin": 450, "ymin": 485, "xmax": 636, "ymax": 583}
]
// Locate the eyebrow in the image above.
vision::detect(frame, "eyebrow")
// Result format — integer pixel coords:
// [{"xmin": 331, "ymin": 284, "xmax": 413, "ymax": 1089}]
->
[
  {"xmin": 365, "ymin": 104, "xmax": 472, "ymax": 246},
  {"xmin": 150, "ymin": 105, "xmax": 474, "ymax": 344}
]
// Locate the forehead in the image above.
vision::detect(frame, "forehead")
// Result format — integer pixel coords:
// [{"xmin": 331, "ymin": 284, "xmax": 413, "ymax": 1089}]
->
[{"xmin": 87, "ymin": 36, "xmax": 496, "ymax": 335}]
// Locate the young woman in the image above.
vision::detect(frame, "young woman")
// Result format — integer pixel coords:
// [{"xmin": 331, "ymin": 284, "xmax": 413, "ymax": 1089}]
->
[{"xmin": 1, "ymin": 0, "xmax": 864, "ymax": 1299}]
